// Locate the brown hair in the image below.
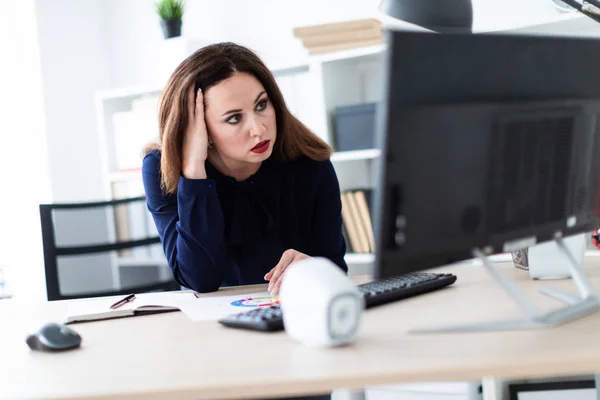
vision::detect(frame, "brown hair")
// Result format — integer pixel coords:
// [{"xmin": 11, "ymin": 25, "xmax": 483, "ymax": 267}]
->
[{"xmin": 144, "ymin": 42, "xmax": 332, "ymax": 194}]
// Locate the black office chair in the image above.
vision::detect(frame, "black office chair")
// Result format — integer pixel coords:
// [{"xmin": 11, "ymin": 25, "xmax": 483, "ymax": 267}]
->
[{"xmin": 39, "ymin": 196, "xmax": 179, "ymax": 301}]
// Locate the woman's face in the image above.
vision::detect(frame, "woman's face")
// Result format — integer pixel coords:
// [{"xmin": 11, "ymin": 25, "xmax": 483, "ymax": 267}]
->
[{"xmin": 204, "ymin": 72, "xmax": 277, "ymax": 168}]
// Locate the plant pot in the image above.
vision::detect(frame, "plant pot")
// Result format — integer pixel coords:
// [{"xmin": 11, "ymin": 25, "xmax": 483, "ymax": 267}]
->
[{"xmin": 160, "ymin": 18, "xmax": 182, "ymax": 39}]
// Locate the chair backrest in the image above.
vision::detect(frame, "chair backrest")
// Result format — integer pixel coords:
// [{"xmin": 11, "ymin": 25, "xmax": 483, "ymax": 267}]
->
[{"xmin": 39, "ymin": 196, "xmax": 179, "ymax": 301}]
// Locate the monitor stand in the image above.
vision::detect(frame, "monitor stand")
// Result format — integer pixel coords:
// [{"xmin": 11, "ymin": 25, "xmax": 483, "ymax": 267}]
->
[{"xmin": 410, "ymin": 235, "xmax": 600, "ymax": 334}]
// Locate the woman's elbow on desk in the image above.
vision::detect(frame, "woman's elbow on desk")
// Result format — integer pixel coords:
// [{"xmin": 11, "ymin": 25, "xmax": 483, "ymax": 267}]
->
[
  {"xmin": 170, "ymin": 261, "xmax": 223, "ymax": 293},
  {"xmin": 191, "ymin": 281, "xmax": 222, "ymax": 293},
  {"xmin": 177, "ymin": 271, "xmax": 223, "ymax": 293}
]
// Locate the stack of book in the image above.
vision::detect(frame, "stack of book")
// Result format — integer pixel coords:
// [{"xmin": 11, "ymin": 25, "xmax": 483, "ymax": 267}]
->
[
  {"xmin": 341, "ymin": 189, "xmax": 375, "ymax": 254},
  {"xmin": 293, "ymin": 18, "xmax": 382, "ymax": 55}
]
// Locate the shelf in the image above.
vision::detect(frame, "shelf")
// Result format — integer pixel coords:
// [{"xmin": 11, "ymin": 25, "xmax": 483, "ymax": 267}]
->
[
  {"xmin": 269, "ymin": 59, "xmax": 310, "ymax": 75},
  {"xmin": 119, "ymin": 257, "xmax": 168, "ymax": 268},
  {"xmin": 344, "ymin": 253, "xmax": 375, "ymax": 264},
  {"xmin": 96, "ymin": 84, "xmax": 163, "ymax": 102},
  {"xmin": 310, "ymin": 43, "xmax": 386, "ymax": 64},
  {"xmin": 269, "ymin": 44, "xmax": 385, "ymax": 74},
  {"xmin": 109, "ymin": 170, "xmax": 142, "ymax": 182},
  {"xmin": 331, "ymin": 148, "xmax": 380, "ymax": 163}
]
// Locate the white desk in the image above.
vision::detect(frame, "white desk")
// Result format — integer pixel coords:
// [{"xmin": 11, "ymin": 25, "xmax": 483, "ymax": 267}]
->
[{"xmin": 3, "ymin": 260, "xmax": 600, "ymax": 400}]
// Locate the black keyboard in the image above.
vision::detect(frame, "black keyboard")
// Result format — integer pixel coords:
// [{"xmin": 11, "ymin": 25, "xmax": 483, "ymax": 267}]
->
[
  {"xmin": 218, "ymin": 272, "xmax": 457, "ymax": 332},
  {"xmin": 359, "ymin": 272, "xmax": 457, "ymax": 308}
]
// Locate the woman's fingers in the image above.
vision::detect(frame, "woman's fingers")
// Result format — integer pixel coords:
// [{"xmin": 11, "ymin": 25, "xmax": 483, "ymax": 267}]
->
[
  {"xmin": 270, "ymin": 278, "xmax": 287, "ymax": 296},
  {"xmin": 264, "ymin": 268, "xmax": 274, "ymax": 281},
  {"xmin": 271, "ymin": 253, "xmax": 312, "ymax": 295},
  {"xmin": 267, "ymin": 250, "xmax": 296, "ymax": 293},
  {"xmin": 266, "ymin": 250, "xmax": 313, "ymax": 295},
  {"xmin": 267, "ymin": 263, "xmax": 287, "ymax": 293},
  {"xmin": 187, "ymin": 85, "xmax": 196, "ymax": 125},
  {"xmin": 195, "ymin": 88, "xmax": 204, "ymax": 126}
]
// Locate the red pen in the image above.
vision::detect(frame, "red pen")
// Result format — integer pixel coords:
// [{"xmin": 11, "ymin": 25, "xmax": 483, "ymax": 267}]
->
[{"xmin": 109, "ymin": 294, "xmax": 136, "ymax": 309}]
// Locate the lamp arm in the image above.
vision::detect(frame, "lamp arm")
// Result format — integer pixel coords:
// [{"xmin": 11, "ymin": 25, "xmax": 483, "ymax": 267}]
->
[
  {"xmin": 583, "ymin": 0, "xmax": 600, "ymax": 13},
  {"xmin": 559, "ymin": 0, "xmax": 600, "ymax": 23}
]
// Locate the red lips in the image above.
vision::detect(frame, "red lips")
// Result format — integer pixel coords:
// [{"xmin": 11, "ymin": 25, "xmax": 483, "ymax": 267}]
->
[{"xmin": 251, "ymin": 140, "xmax": 270, "ymax": 154}]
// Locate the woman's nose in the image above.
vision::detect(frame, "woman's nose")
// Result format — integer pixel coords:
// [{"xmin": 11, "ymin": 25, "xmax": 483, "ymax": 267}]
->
[{"xmin": 248, "ymin": 116, "xmax": 263, "ymax": 137}]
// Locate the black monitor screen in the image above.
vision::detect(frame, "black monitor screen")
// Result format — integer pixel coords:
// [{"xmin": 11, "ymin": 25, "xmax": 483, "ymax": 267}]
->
[{"xmin": 373, "ymin": 30, "xmax": 600, "ymax": 279}]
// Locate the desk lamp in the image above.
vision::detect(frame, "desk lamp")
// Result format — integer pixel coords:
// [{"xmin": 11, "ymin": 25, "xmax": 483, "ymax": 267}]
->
[{"xmin": 377, "ymin": 0, "xmax": 473, "ymax": 33}]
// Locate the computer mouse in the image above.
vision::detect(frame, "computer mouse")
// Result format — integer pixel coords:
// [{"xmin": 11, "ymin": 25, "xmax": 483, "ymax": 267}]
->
[{"xmin": 26, "ymin": 322, "xmax": 82, "ymax": 352}]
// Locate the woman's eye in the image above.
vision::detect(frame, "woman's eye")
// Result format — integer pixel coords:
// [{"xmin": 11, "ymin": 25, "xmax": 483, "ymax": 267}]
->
[
  {"xmin": 256, "ymin": 99, "xmax": 268, "ymax": 111},
  {"xmin": 227, "ymin": 114, "xmax": 241, "ymax": 124}
]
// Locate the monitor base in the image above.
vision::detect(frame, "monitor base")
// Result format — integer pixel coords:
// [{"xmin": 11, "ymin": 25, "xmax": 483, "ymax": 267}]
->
[{"xmin": 410, "ymin": 236, "xmax": 600, "ymax": 334}]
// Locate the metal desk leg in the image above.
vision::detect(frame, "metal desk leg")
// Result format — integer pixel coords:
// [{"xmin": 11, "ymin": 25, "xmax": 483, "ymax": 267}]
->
[
  {"xmin": 482, "ymin": 377, "xmax": 505, "ymax": 400},
  {"xmin": 595, "ymin": 374, "xmax": 600, "ymax": 400},
  {"xmin": 347, "ymin": 391, "xmax": 366, "ymax": 400},
  {"xmin": 332, "ymin": 389, "xmax": 366, "ymax": 400}
]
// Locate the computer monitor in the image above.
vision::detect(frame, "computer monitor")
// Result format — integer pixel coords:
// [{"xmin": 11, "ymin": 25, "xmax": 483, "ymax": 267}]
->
[{"xmin": 373, "ymin": 30, "xmax": 600, "ymax": 281}]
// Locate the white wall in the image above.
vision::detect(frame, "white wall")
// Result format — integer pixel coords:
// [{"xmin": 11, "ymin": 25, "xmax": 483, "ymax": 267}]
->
[
  {"xmin": 472, "ymin": 0, "xmax": 568, "ymax": 32},
  {"xmin": 104, "ymin": 0, "xmax": 381, "ymax": 88},
  {"xmin": 103, "ymin": 0, "xmax": 600, "ymax": 90},
  {"xmin": 0, "ymin": 0, "xmax": 51, "ymax": 301},
  {"xmin": 33, "ymin": 0, "xmax": 116, "ymax": 295},
  {"xmin": 511, "ymin": 11, "xmax": 600, "ymax": 36},
  {"xmin": 35, "ymin": 0, "xmax": 111, "ymax": 203}
]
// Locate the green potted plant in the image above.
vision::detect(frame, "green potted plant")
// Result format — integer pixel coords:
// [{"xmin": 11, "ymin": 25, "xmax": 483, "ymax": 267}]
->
[{"xmin": 156, "ymin": 0, "xmax": 185, "ymax": 39}]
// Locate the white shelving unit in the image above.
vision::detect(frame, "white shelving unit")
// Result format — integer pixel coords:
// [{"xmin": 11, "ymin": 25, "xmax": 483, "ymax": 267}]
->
[
  {"xmin": 95, "ymin": 40, "xmax": 386, "ymax": 282},
  {"xmin": 330, "ymin": 148, "xmax": 380, "ymax": 162}
]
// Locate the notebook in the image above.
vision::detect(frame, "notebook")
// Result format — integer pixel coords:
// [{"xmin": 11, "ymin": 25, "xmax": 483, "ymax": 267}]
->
[{"xmin": 64, "ymin": 293, "xmax": 190, "ymax": 324}]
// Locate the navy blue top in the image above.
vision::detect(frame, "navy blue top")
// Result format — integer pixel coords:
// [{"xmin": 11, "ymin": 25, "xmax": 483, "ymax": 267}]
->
[{"xmin": 142, "ymin": 150, "xmax": 348, "ymax": 293}]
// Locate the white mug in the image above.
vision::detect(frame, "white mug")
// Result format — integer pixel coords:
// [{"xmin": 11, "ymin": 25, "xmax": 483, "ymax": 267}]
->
[{"xmin": 528, "ymin": 233, "xmax": 586, "ymax": 280}]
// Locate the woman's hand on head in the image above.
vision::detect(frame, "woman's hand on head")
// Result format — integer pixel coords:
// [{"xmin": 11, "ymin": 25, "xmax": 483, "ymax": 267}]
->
[
  {"xmin": 264, "ymin": 249, "xmax": 311, "ymax": 296},
  {"xmin": 181, "ymin": 87, "xmax": 210, "ymax": 179}
]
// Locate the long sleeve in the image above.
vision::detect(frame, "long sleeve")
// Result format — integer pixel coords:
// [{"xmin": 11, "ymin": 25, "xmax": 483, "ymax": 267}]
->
[
  {"xmin": 308, "ymin": 160, "xmax": 349, "ymax": 273},
  {"xmin": 141, "ymin": 152, "xmax": 228, "ymax": 292}
]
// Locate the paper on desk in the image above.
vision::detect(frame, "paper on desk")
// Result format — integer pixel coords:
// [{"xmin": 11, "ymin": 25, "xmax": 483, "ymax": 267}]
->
[{"xmin": 175, "ymin": 291, "xmax": 279, "ymax": 321}]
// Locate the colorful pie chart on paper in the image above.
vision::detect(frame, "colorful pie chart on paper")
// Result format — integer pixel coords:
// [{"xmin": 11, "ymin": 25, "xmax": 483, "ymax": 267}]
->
[{"xmin": 230, "ymin": 295, "xmax": 280, "ymax": 308}]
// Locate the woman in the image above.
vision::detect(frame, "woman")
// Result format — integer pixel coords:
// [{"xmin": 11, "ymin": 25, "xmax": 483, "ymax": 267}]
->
[{"xmin": 142, "ymin": 42, "xmax": 348, "ymax": 296}]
